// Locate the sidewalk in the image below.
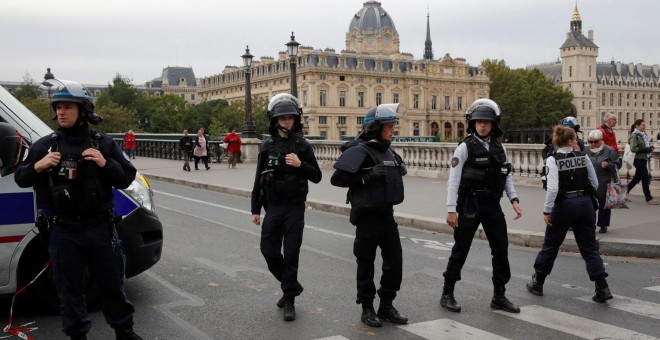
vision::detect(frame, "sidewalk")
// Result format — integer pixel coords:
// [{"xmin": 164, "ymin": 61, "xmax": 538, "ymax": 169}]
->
[{"xmin": 131, "ymin": 157, "xmax": 660, "ymax": 259}]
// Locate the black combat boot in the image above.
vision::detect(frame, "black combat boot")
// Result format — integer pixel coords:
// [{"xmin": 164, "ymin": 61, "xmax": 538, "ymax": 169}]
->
[
  {"xmin": 490, "ymin": 286, "xmax": 520, "ymax": 313},
  {"xmin": 592, "ymin": 278, "xmax": 613, "ymax": 303},
  {"xmin": 360, "ymin": 302, "xmax": 382, "ymax": 327},
  {"xmin": 283, "ymin": 299, "xmax": 296, "ymax": 321},
  {"xmin": 115, "ymin": 324, "xmax": 143, "ymax": 340},
  {"xmin": 377, "ymin": 301, "xmax": 408, "ymax": 324},
  {"xmin": 277, "ymin": 282, "xmax": 304, "ymax": 308},
  {"xmin": 526, "ymin": 273, "xmax": 545, "ymax": 296},
  {"xmin": 440, "ymin": 282, "xmax": 461, "ymax": 313}
]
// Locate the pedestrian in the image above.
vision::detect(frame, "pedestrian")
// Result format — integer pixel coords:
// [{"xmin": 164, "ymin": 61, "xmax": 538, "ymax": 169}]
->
[
  {"xmin": 179, "ymin": 129, "xmax": 193, "ymax": 172},
  {"xmin": 250, "ymin": 93, "xmax": 322, "ymax": 322},
  {"xmin": 598, "ymin": 113, "xmax": 619, "ymax": 154},
  {"xmin": 626, "ymin": 119, "xmax": 657, "ymax": 205},
  {"xmin": 440, "ymin": 98, "xmax": 522, "ymax": 314},
  {"xmin": 586, "ymin": 130, "xmax": 621, "ymax": 233},
  {"xmin": 193, "ymin": 127, "xmax": 210, "ymax": 170},
  {"xmin": 223, "ymin": 128, "xmax": 242, "ymax": 169},
  {"xmin": 123, "ymin": 129, "xmax": 136, "ymax": 159},
  {"xmin": 331, "ymin": 104, "xmax": 408, "ymax": 328},
  {"xmin": 527, "ymin": 125, "xmax": 613, "ymax": 303},
  {"xmin": 14, "ymin": 79, "xmax": 142, "ymax": 340}
]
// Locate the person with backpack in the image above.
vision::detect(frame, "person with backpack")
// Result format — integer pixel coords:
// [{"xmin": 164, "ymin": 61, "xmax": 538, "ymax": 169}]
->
[
  {"xmin": 627, "ymin": 119, "xmax": 657, "ymax": 205},
  {"xmin": 440, "ymin": 98, "xmax": 522, "ymax": 315},
  {"xmin": 250, "ymin": 94, "xmax": 322, "ymax": 322},
  {"xmin": 331, "ymin": 103, "xmax": 408, "ymax": 328},
  {"xmin": 14, "ymin": 79, "xmax": 142, "ymax": 340}
]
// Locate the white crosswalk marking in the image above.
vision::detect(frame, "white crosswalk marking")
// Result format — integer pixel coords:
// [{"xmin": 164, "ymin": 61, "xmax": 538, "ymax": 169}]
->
[
  {"xmin": 577, "ymin": 294, "xmax": 660, "ymax": 320},
  {"xmin": 494, "ymin": 305, "xmax": 656, "ymax": 339},
  {"xmin": 397, "ymin": 319, "xmax": 509, "ymax": 340},
  {"xmin": 314, "ymin": 337, "xmax": 350, "ymax": 340},
  {"xmin": 645, "ymin": 285, "xmax": 660, "ymax": 292}
]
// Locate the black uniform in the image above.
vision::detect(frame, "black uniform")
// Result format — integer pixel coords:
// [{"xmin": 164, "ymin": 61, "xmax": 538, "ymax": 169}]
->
[
  {"xmin": 15, "ymin": 125, "xmax": 137, "ymax": 338},
  {"xmin": 331, "ymin": 140, "xmax": 406, "ymax": 306},
  {"xmin": 251, "ymin": 134, "xmax": 321, "ymax": 300},
  {"xmin": 179, "ymin": 135, "xmax": 193, "ymax": 171}
]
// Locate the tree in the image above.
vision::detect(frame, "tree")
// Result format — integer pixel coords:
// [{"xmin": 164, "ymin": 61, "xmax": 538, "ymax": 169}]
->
[
  {"xmin": 142, "ymin": 94, "xmax": 190, "ymax": 133},
  {"xmin": 13, "ymin": 73, "xmax": 40, "ymax": 101},
  {"xmin": 95, "ymin": 74, "xmax": 146, "ymax": 128},
  {"xmin": 94, "ymin": 103, "xmax": 138, "ymax": 134},
  {"xmin": 21, "ymin": 97, "xmax": 58, "ymax": 130}
]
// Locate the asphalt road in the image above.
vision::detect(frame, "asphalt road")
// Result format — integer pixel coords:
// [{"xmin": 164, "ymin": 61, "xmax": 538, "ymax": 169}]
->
[{"xmin": 3, "ymin": 180, "xmax": 659, "ymax": 340}]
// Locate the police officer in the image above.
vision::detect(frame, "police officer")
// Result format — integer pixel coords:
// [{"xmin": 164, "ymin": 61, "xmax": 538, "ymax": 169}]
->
[
  {"xmin": 441, "ymin": 98, "xmax": 522, "ymax": 314},
  {"xmin": 339, "ymin": 106, "xmax": 376, "ymax": 152},
  {"xmin": 331, "ymin": 103, "xmax": 408, "ymax": 327},
  {"xmin": 526, "ymin": 125, "xmax": 613, "ymax": 303},
  {"xmin": 14, "ymin": 79, "xmax": 142, "ymax": 340},
  {"xmin": 542, "ymin": 116, "xmax": 586, "ymax": 160},
  {"xmin": 250, "ymin": 94, "xmax": 322, "ymax": 322}
]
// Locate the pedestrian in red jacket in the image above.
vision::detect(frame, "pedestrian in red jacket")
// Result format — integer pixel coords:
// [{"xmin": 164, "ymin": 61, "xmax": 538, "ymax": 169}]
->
[
  {"xmin": 124, "ymin": 129, "xmax": 136, "ymax": 159},
  {"xmin": 223, "ymin": 128, "xmax": 242, "ymax": 168}
]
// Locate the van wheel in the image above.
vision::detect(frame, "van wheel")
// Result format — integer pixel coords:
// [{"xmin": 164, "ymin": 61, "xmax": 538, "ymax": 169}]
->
[{"xmin": 17, "ymin": 239, "xmax": 101, "ymax": 314}]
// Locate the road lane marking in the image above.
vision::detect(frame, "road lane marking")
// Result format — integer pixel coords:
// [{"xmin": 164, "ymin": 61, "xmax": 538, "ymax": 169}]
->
[
  {"xmin": 398, "ymin": 319, "xmax": 509, "ymax": 340},
  {"xmin": 314, "ymin": 337, "xmax": 350, "ymax": 340},
  {"xmin": 195, "ymin": 257, "xmax": 271, "ymax": 279},
  {"xmin": 645, "ymin": 285, "xmax": 660, "ymax": 292},
  {"xmin": 144, "ymin": 270, "xmax": 213, "ymax": 340},
  {"xmin": 156, "ymin": 190, "xmax": 249, "ymax": 215},
  {"xmin": 494, "ymin": 305, "xmax": 656, "ymax": 339},
  {"xmin": 577, "ymin": 294, "xmax": 660, "ymax": 320}
]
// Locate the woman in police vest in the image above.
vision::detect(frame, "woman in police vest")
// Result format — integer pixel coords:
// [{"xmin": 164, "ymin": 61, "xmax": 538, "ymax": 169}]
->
[{"xmin": 527, "ymin": 126, "xmax": 613, "ymax": 303}]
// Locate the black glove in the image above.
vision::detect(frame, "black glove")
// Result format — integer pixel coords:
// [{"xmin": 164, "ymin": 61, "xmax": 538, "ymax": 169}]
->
[
  {"xmin": 362, "ymin": 164, "xmax": 388, "ymax": 183},
  {"xmin": 399, "ymin": 164, "xmax": 407, "ymax": 176}
]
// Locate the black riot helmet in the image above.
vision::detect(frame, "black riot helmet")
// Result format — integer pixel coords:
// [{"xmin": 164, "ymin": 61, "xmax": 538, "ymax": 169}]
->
[
  {"xmin": 40, "ymin": 79, "xmax": 103, "ymax": 125},
  {"xmin": 465, "ymin": 98, "xmax": 503, "ymax": 138},
  {"xmin": 363, "ymin": 103, "xmax": 402, "ymax": 139},
  {"xmin": 0, "ymin": 122, "xmax": 27, "ymax": 177},
  {"xmin": 266, "ymin": 93, "xmax": 303, "ymax": 135}
]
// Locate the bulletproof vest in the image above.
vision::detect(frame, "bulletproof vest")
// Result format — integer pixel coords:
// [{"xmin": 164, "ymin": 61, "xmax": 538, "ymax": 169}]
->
[
  {"xmin": 47, "ymin": 131, "xmax": 110, "ymax": 216},
  {"xmin": 554, "ymin": 152, "xmax": 589, "ymax": 194},
  {"xmin": 260, "ymin": 135, "xmax": 309, "ymax": 202},
  {"xmin": 349, "ymin": 144, "xmax": 404, "ymax": 209},
  {"xmin": 459, "ymin": 136, "xmax": 508, "ymax": 195}
]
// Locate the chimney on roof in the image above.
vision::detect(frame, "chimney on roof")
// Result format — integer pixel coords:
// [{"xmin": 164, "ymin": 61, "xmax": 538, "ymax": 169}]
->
[{"xmin": 588, "ymin": 30, "xmax": 594, "ymax": 42}]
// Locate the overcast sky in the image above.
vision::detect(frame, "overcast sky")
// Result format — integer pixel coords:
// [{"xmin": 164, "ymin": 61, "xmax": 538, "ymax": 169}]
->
[{"xmin": 2, "ymin": 0, "xmax": 659, "ymax": 86}]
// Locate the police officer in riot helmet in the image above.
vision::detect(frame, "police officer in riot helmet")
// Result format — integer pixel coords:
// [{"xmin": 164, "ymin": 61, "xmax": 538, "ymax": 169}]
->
[
  {"xmin": 542, "ymin": 116, "xmax": 586, "ymax": 159},
  {"xmin": 441, "ymin": 98, "xmax": 522, "ymax": 314},
  {"xmin": 340, "ymin": 106, "xmax": 377, "ymax": 152},
  {"xmin": 0, "ymin": 122, "xmax": 27, "ymax": 177},
  {"xmin": 250, "ymin": 93, "xmax": 322, "ymax": 322},
  {"xmin": 331, "ymin": 103, "xmax": 409, "ymax": 327},
  {"xmin": 14, "ymin": 79, "xmax": 142, "ymax": 340},
  {"xmin": 526, "ymin": 125, "xmax": 612, "ymax": 302}
]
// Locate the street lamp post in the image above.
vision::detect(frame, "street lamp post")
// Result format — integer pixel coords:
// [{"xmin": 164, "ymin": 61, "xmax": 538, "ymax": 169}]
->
[
  {"xmin": 241, "ymin": 46, "xmax": 256, "ymax": 138},
  {"xmin": 286, "ymin": 32, "xmax": 300, "ymax": 98}
]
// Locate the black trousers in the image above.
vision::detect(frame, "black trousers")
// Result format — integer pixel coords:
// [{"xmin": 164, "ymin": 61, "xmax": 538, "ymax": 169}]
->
[
  {"xmin": 533, "ymin": 196, "xmax": 608, "ymax": 281},
  {"xmin": 49, "ymin": 221, "xmax": 135, "ymax": 337},
  {"xmin": 443, "ymin": 198, "xmax": 511, "ymax": 287},
  {"xmin": 353, "ymin": 207, "xmax": 403, "ymax": 305},
  {"xmin": 194, "ymin": 156, "xmax": 209, "ymax": 169},
  {"xmin": 260, "ymin": 201, "xmax": 305, "ymax": 299}
]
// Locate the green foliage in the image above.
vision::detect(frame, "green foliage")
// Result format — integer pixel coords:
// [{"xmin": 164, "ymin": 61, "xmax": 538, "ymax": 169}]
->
[
  {"xmin": 142, "ymin": 94, "xmax": 190, "ymax": 133},
  {"xmin": 208, "ymin": 96, "xmax": 270, "ymax": 138},
  {"xmin": 13, "ymin": 74, "xmax": 40, "ymax": 101},
  {"xmin": 95, "ymin": 74, "xmax": 145, "ymax": 128},
  {"xmin": 21, "ymin": 97, "xmax": 58, "ymax": 130},
  {"xmin": 481, "ymin": 59, "xmax": 573, "ymax": 131},
  {"xmin": 94, "ymin": 103, "xmax": 137, "ymax": 133}
]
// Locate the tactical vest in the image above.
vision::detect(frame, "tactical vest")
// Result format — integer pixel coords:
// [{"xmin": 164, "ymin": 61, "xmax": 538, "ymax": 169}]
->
[
  {"xmin": 47, "ymin": 131, "xmax": 111, "ymax": 216},
  {"xmin": 260, "ymin": 136, "xmax": 309, "ymax": 202},
  {"xmin": 349, "ymin": 144, "xmax": 404, "ymax": 209},
  {"xmin": 459, "ymin": 136, "xmax": 509, "ymax": 196},
  {"xmin": 554, "ymin": 151, "xmax": 589, "ymax": 199}
]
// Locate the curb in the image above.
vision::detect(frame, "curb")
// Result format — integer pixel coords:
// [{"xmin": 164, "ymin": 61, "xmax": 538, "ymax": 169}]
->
[{"xmin": 145, "ymin": 174, "xmax": 660, "ymax": 259}]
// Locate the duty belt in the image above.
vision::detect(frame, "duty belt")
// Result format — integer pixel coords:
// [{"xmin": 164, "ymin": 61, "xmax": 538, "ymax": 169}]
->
[
  {"xmin": 53, "ymin": 213, "xmax": 112, "ymax": 226},
  {"xmin": 563, "ymin": 190, "xmax": 587, "ymax": 198}
]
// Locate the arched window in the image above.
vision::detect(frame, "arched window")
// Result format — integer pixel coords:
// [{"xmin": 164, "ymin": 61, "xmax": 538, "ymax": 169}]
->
[{"xmin": 444, "ymin": 122, "xmax": 452, "ymax": 140}]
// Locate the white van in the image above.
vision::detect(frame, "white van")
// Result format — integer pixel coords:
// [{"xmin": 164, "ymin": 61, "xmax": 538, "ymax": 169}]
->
[{"xmin": 0, "ymin": 85, "xmax": 162, "ymax": 311}]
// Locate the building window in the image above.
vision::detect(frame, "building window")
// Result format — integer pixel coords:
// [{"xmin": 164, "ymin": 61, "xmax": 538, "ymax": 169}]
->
[
  {"xmin": 191, "ymin": 94, "xmax": 195, "ymax": 100},
  {"xmin": 569, "ymin": 66, "xmax": 572, "ymax": 77},
  {"xmin": 358, "ymin": 91, "xmax": 365, "ymax": 108},
  {"xmin": 320, "ymin": 74, "xmax": 326, "ymax": 80},
  {"xmin": 582, "ymin": 101, "xmax": 585, "ymax": 110},
  {"xmin": 457, "ymin": 96, "xmax": 463, "ymax": 111},
  {"xmin": 358, "ymin": 77, "xmax": 364, "ymax": 82},
  {"xmin": 444, "ymin": 96, "xmax": 451, "ymax": 110},
  {"xmin": 589, "ymin": 101, "xmax": 592, "ymax": 109},
  {"xmin": 319, "ymin": 90, "xmax": 327, "ymax": 107},
  {"xmin": 431, "ymin": 95, "xmax": 437, "ymax": 110},
  {"xmin": 303, "ymin": 90, "xmax": 308, "ymax": 106},
  {"xmin": 376, "ymin": 92, "xmax": 382, "ymax": 105},
  {"xmin": 601, "ymin": 93, "xmax": 606, "ymax": 106},
  {"xmin": 618, "ymin": 93, "xmax": 622, "ymax": 106},
  {"xmin": 319, "ymin": 116, "xmax": 327, "ymax": 125},
  {"xmin": 376, "ymin": 78, "xmax": 382, "ymax": 83},
  {"xmin": 339, "ymin": 91, "xmax": 346, "ymax": 107},
  {"xmin": 320, "ymin": 131, "xmax": 326, "ymax": 138},
  {"xmin": 180, "ymin": 94, "xmax": 185, "ymax": 99},
  {"xmin": 413, "ymin": 122, "xmax": 420, "ymax": 136},
  {"xmin": 413, "ymin": 94, "xmax": 419, "ymax": 109},
  {"xmin": 413, "ymin": 79, "xmax": 419, "ymax": 85},
  {"xmin": 337, "ymin": 116, "xmax": 347, "ymax": 126},
  {"xmin": 357, "ymin": 117, "xmax": 364, "ymax": 125},
  {"xmin": 589, "ymin": 66, "xmax": 592, "ymax": 77},
  {"xmin": 339, "ymin": 75, "xmax": 345, "ymax": 81},
  {"xmin": 393, "ymin": 93, "xmax": 399, "ymax": 103},
  {"xmin": 610, "ymin": 93, "xmax": 614, "ymax": 106}
]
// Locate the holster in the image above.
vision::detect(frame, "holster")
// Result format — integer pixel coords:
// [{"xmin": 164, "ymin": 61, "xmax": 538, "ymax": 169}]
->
[{"xmin": 35, "ymin": 209, "xmax": 51, "ymax": 246}]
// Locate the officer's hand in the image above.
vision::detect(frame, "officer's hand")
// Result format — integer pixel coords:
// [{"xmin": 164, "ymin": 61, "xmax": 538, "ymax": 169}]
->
[
  {"xmin": 35, "ymin": 152, "xmax": 61, "ymax": 173},
  {"xmin": 285, "ymin": 153, "xmax": 301, "ymax": 167},
  {"xmin": 544, "ymin": 214, "xmax": 552, "ymax": 226},
  {"xmin": 512, "ymin": 201, "xmax": 522, "ymax": 220},
  {"xmin": 446, "ymin": 212, "xmax": 458, "ymax": 229},
  {"xmin": 82, "ymin": 148, "xmax": 106, "ymax": 168},
  {"xmin": 362, "ymin": 164, "xmax": 388, "ymax": 183},
  {"xmin": 399, "ymin": 164, "xmax": 407, "ymax": 176},
  {"xmin": 251, "ymin": 214, "xmax": 261, "ymax": 225}
]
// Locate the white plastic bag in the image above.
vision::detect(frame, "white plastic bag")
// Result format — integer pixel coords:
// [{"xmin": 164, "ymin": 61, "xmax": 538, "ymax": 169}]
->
[{"xmin": 622, "ymin": 144, "xmax": 635, "ymax": 168}]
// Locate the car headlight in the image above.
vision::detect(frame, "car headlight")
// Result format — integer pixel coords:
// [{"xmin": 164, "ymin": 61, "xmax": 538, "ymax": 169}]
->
[{"xmin": 124, "ymin": 171, "xmax": 155, "ymax": 212}]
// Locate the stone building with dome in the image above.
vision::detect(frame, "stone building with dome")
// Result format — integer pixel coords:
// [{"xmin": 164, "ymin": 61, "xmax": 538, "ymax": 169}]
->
[
  {"xmin": 197, "ymin": 1, "xmax": 490, "ymax": 140},
  {"xmin": 530, "ymin": 5, "xmax": 659, "ymax": 141}
]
